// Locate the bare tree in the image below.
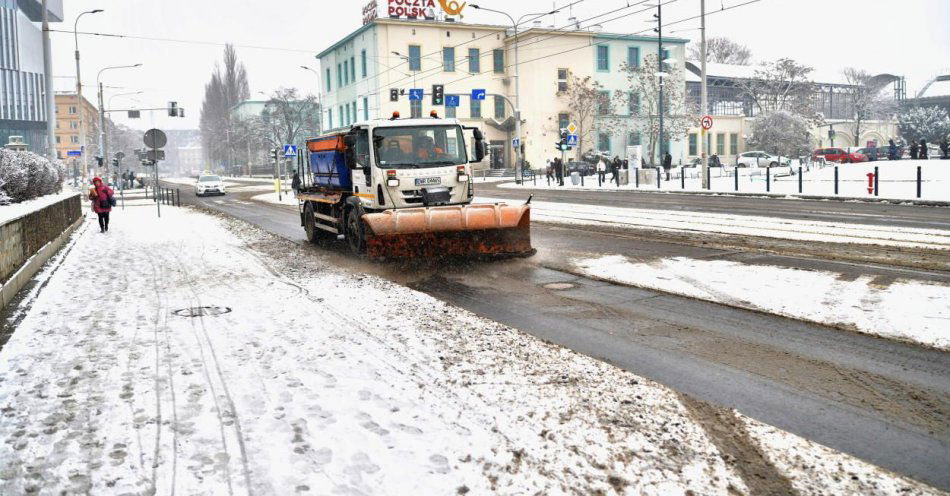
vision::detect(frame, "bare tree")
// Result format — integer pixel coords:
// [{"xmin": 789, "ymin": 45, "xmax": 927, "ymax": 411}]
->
[
  {"xmin": 841, "ymin": 68, "xmax": 898, "ymax": 146},
  {"xmin": 736, "ymin": 58, "xmax": 820, "ymax": 122},
  {"xmin": 604, "ymin": 54, "xmax": 694, "ymax": 165},
  {"xmin": 259, "ymin": 88, "xmax": 321, "ymax": 148},
  {"xmin": 199, "ymin": 44, "xmax": 250, "ymax": 170},
  {"xmin": 746, "ymin": 110, "xmax": 812, "ymax": 160},
  {"xmin": 688, "ymin": 37, "xmax": 752, "ymax": 65},
  {"xmin": 563, "ymin": 73, "xmax": 609, "ymax": 157}
]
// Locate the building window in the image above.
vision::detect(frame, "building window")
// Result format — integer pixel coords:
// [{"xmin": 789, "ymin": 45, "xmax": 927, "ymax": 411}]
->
[
  {"xmin": 598, "ymin": 133, "xmax": 610, "ymax": 153},
  {"xmin": 328, "ymin": 108, "xmax": 333, "ymax": 128},
  {"xmin": 350, "ymin": 56, "xmax": 356, "ymax": 82},
  {"xmin": 558, "ymin": 113, "xmax": 569, "ymax": 131},
  {"xmin": 68, "ymin": 106, "xmax": 77, "ymax": 114},
  {"xmin": 445, "ymin": 101, "xmax": 456, "ymax": 118},
  {"xmin": 55, "ymin": 135, "xmax": 60, "ymax": 144},
  {"xmin": 408, "ymin": 45, "xmax": 421, "ymax": 71},
  {"xmin": 326, "ymin": 68, "xmax": 331, "ymax": 91},
  {"xmin": 470, "ymin": 98, "xmax": 481, "ymax": 118},
  {"xmin": 361, "ymin": 50, "xmax": 367, "ymax": 78},
  {"xmin": 627, "ymin": 47, "xmax": 639, "ymax": 68},
  {"xmin": 69, "ymin": 120, "xmax": 77, "ymax": 129},
  {"xmin": 628, "ymin": 92, "xmax": 639, "ymax": 115},
  {"xmin": 71, "ymin": 136, "xmax": 79, "ymax": 144},
  {"xmin": 716, "ymin": 133, "xmax": 725, "ymax": 155},
  {"xmin": 492, "ymin": 49, "xmax": 504, "ymax": 74},
  {"xmin": 363, "ymin": 97, "xmax": 369, "ymax": 120},
  {"xmin": 689, "ymin": 134, "xmax": 697, "ymax": 155},
  {"xmin": 628, "ymin": 132, "xmax": 641, "ymax": 146},
  {"xmin": 468, "ymin": 48, "xmax": 480, "ymax": 73},
  {"xmin": 337, "ymin": 63, "xmax": 342, "ymax": 87},
  {"xmin": 557, "ymin": 68, "xmax": 568, "ymax": 93},
  {"xmin": 597, "ymin": 90, "xmax": 611, "ymax": 115},
  {"xmin": 353, "ymin": 102, "xmax": 358, "ymax": 122},
  {"xmin": 730, "ymin": 133, "xmax": 738, "ymax": 155},
  {"xmin": 343, "ymin": 60, "xmax": 349, "ymax": 85},
  {"xmin": 596, "ymin": 45, "xmax": 609, "ymax": 71},
  {"xmin": 493, "ymin": 95, "xmax": 505, "ymax": 119},
  {"xmin": 410, "ymin": 99, "xmax": 422, "ymax": 118},
  {"xmin": 443, "ymin": 47, "xmax": 455, "ymax": 72}
]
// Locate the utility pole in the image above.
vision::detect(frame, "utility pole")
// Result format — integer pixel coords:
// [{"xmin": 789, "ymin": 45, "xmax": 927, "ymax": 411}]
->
[
  {"xmin": 700, "ymin": 0, "xmax": 708, "ymax": 189},
  {"xmin": 655, "ymin": 2, "xmax": 664, "ymax": 167},
  {"xmin": 41, "ymin": 0, "xmax": 55, "ymax": 159}
]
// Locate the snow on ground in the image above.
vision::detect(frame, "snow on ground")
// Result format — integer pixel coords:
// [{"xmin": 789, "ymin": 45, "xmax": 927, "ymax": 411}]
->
[
  {"xmin": 161, "ymin": 177, "xmax": 274, "ymax": 193},
  {"xmin": 500, "ymin": 160, "xmax": 950, "ymax": 202},
  {"xmin": 573, "ymin": 254, "xmax": 950, "ymax": 350},
  {"xmin": 0, "ymin": 190, "xmax": 78, "ymax": 224},
  {"xmin": 0, "ymin": 202, "xmax": 939, "ymax": 494},
  {"xmin": 474, "ymin": 196, "xmax": 950, "ymax": 250},
  {"xmin": 251, "ymin": 191, "xmax": 299, "ymax": 207}
]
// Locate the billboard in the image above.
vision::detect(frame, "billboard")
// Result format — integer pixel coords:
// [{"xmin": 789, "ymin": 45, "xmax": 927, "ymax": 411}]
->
[{"xmin": 363, "ymin": 0, "xmax": 467, "ymax": 24}]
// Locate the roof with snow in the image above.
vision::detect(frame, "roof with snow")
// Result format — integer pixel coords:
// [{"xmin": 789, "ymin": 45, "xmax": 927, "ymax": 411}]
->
[{"xmin": 683, "ymin": 61, "xmax": 890, "ymax": 87}]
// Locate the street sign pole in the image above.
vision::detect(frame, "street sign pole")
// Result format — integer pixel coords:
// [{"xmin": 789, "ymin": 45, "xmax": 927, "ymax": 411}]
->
[{"xmin": 700, "ymin": 0, "xmax": 708, "ymax": 189}]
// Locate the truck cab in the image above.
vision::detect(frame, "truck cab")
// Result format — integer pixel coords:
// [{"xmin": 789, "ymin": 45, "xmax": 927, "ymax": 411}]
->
[{"xmin": 341, "ymin": 117, "xmax": 485, "ymax": 211}]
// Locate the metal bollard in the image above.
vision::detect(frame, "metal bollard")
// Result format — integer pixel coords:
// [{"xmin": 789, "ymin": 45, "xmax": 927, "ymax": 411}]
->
[
  {"xmin": 656, "ymin": 167, "xmax": 661, "ymax": 189},
  {"xmin": 766, "ymin": 167, "xmax": 771, "ymax": 193},
  {"xmin": 635, "ymin": 169, "xmax": 639, "ymax": 188},
  {"xmin": 176, "ymin": 188, "xmax": 180, "ymax": 207},
  {"xmin": 917, "ymin": 166, "xmax": 922, "ymax": 198},
  {"xmin": 598, "ymin": 172, "xmax": 602, "ymax": 187},
  {"xmin": 798, "ymin": 166, "xmax": 803, "ymax": 194},
  {"xmin": 706, "ymin": 166, "xmax": 711, "ymax": 191},
  {"xmin": 681, "ymin": 169, "xmax": 685, "ymax": 189},
  {"xmin": 734, "ymin": 168, "xmax": 739, "ymax": 191},
  {"xmin": 874, "ymin": 165, "xmax": 879, "ymax": 196},
  {"xmin": 581, "ymin": 173, "xmax": 584, "ymax": 187},
  {"xmin": 834, "ymin": 166, "xmax": 839, "ymax": 195}
]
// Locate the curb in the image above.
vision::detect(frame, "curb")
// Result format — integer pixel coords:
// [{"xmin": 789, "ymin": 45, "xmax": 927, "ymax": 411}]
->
[{"xmin": 0, "ymin": 217, "xmax": 83, "ymax": 311}]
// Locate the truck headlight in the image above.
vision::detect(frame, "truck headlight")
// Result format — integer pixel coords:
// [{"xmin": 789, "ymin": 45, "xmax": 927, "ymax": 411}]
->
[{"xmin": 387, "ymin": 179, "xmax": 399, "ymax": 187}]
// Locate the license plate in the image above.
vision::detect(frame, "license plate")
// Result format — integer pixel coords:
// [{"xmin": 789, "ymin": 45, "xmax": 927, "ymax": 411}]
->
[{"xmin": 414, "ymin": 177, "xmax": 441, "ymax": 186}]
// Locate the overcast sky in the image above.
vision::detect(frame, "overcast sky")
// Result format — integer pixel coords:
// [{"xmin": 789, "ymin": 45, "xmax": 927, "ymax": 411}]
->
[{"xmin": 50, "ymin": 0, "xmax": 950, "ymax": 131}]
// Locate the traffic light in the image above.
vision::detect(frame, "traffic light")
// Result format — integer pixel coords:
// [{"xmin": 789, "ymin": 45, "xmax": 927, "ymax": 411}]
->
[
  {"xmin": 112, "ymin": 158, "xmax": 119, "ymax": 167},
  {"xmin": 168, "ymin": 101, "xmax": 178, "ymax": 117},
  {"xmin": 128, "ymin": 110, "xmax": 140, "ymax": 119},
  {"xmin": 390, "ymin": 88, "xmax": 399, "ymax": 102},
  {"xmin": 178, "ymin": 108, "xmax": 185, "ymax": 118},
  {"xmin": 431, "ymin": 84, "xmax": 444, "ymax": 105},
  {"xmin": 271, "ymin": 148, "xmax": 279, "ymax": 160},
  {"xmin": 555, "ymin": 131, "xmax": 569, "ymax": 152},
  {"xmin": 95, "ymin": 156, "xmax": 103, "ymax": 166}
]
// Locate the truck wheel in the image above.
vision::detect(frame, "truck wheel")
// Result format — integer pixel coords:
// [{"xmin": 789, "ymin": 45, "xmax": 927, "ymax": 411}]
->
[
  {"xmin": 345, "ymin": 209, "xmax": 366, "ymax": 255},
  {"xmin": 303, "ymin": 202, "xmax": 321, "ymax": 243}
]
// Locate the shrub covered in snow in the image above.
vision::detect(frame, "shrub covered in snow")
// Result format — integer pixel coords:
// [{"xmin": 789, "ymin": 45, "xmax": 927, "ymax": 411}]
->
[
  {"xmin": 898, "ymin": 105, "xmax": 950, "ymax": 144},
  {"xmin": 746, "ymin": 110, "xmax": 813, "ymax": 158},
  {"xmin": 0, "ymin": 149, "xmax": 66, "ymax": 205}
]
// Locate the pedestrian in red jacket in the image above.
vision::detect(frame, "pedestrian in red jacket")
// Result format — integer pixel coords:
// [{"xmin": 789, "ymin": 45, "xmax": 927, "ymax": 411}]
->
[{"xmin": 88, "ymin": 177, "xmax": 114, "ymax": 233}]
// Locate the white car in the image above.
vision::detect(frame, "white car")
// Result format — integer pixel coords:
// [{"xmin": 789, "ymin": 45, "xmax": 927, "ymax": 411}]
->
[
  {"xmin": 735, "ymin": 151, "xmax": 787, "ymax": 168},
  {"xmin": 195, "ymin": 175, "xmax": 226, "ymax": 196}
]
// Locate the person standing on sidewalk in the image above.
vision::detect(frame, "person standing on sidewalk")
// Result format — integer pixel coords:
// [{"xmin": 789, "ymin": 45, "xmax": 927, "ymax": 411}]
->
[
  {"xmin": 291, "ymin": 171, "xmax": 301, "ymax": 197},
  {"xmin": 88, "ymin": 177, "xmax": 114, "ymax": 233},
  {"xmin": 919, "ymin": 139, "xmax": 928, "ymax": 160},
  {"xmin": 597, "ymin": 156, "xmax": 607, "ymax": 183},
  {"xmin": 910, "ymin": 140, "xmax": 919, "ymax": 159}
]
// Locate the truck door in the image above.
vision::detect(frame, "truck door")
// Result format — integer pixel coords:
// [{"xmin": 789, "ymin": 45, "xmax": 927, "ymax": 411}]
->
[{"xmin": 351, "ymin": 128, "xmax": 371, "ymax": 188}]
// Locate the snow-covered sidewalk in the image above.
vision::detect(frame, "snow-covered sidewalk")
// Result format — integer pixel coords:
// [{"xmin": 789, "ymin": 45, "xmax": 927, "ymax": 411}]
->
[{"xmin": 0, "ymin": 204, "xmax": 939, "ymax": 494}]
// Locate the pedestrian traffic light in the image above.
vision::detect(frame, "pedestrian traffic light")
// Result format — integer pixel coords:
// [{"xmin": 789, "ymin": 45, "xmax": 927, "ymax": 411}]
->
[
  {"xmin": 555, "ymin": 131, "xmax": 570, "ymax": 151},
  {"xmin": 390, "ymin": 88, "xmax": 399, "ymax": 102},
  {"xmin": 271, "ymin": 148, "xmax": 279, "ymax": 160},
  {"xmin": 168, "ymin": 101, "xmax": 179, "ymax": 117},
  {"xmin": 431, "ymin": 84, "xmax": 444, "ymax": 105}
]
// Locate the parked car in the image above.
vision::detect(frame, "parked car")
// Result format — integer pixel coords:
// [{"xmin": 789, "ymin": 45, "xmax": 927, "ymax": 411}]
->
[
  {"xmin": 195, "ymin": 174, "xmax": 226, "ymax": 196},
  {"xmin": 848, "ymin": 146, "xmax": 883, "ymax": 161},
  {"xmin": 812, "ymin": 147, "xmax": 867, "ymax": 163},
  {"xmin": 735, "ymin": 151, "xmax": 785, "ymax": 167},
  {"xmin": 566, "ymin": 161, "xmax": 595, "ymax": 176}
]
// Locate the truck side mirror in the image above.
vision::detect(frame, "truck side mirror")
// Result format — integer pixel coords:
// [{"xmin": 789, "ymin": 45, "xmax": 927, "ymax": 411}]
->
[{"xmin": 472, "ymin": 141, "xmax": 487, "ymax": 163}]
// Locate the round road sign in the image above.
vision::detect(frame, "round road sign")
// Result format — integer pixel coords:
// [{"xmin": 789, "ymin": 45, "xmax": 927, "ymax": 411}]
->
[
  {"xmin": 114, "ymin": 151, "xmax": 125, "ymax": 160},
  {"xmin": 143, "ymin": 128, "xmax": 167, "ymax": 149},
  {"xmin": 700, "ymin": 115, "xmax": 713, "ymax": 130}
]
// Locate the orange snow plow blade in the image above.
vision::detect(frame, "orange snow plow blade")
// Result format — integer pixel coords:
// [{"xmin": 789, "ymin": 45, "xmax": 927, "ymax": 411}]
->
[{"xmin": 361, "ymin": 203, "xmax": 533, "ymax": 260}]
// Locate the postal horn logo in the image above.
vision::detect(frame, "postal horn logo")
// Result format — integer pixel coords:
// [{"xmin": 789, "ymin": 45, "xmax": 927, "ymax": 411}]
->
[{"xmin": 439, "ymin": 0, "xmax": 466, "ymax": 15}]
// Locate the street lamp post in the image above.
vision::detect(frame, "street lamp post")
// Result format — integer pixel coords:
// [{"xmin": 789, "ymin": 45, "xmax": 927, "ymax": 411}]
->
[
  {"xmin": 97, "ymin": 63, "xmax": 142, "ymax": 179},
  {"xmin": 700, "ymin": 0, "xmax": 708, "ymax": 189},
  {"xmin": 471, "ymin": 5, "xmax": 558, "ymax": 184},
  {"xmin": 74, "ymin": 8, "xmax": 103, "ymax": 184},
  {"xmin": 300, "ymin": 65, "xmax": 324, "ymax": 134},
  {"xmin": 655, "ymin": 3, "xmax": 664, "ymax": 167},
  {"xmin": 41, "ymin": 0, "xmax": 55, "ymax": 159}
]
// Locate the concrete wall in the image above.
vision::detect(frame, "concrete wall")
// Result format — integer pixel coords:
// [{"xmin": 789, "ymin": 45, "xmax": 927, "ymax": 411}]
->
[{"xmin": 0, "ymin": 193, "xmax": 81, "ymax": 288}]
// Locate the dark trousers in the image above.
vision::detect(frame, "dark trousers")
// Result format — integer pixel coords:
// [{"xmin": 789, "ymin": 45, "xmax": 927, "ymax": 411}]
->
[{"xmin": 97, "ymin": 212, "xmax": 110, "ymax": 232}]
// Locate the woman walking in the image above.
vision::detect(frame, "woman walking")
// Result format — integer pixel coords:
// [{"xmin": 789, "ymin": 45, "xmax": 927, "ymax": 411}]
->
[{"xmin": 88, "ymin": 177, "xmax": 114, "ymax": 233}]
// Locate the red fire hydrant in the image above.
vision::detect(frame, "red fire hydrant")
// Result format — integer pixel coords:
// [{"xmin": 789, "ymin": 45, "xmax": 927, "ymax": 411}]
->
[{"xmin": 866, "ymin": 172, "xmax": 875, "ymax": 194}]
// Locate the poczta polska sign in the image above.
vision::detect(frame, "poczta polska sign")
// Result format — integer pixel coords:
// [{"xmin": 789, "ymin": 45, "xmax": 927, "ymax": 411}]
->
[{"xmin": 363, "ymin": 0, "xmax": 467, "ymax": 24}]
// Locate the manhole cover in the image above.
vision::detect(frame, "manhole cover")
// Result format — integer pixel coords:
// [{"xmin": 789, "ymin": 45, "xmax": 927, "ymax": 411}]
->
[
  {"xmin": 173, "ymin": 306, "xmax": 232, "ymax": 318},
  {"xmin": 543, "ymin": 282, "xmax": 575, "ymax": 290}
]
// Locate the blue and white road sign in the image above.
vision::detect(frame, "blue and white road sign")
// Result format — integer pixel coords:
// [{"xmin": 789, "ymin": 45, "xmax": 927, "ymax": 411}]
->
[
  {"xmin": 67, "ymin": 149, "xmax": 82, "ymax": 157},
  {"xmin": 471, "ymin": 89, "xmax": 486, "ymax": 100},
  {"xmin": 283, "ymin": 144, "xmax": 298, "ymax": 158},
  {"xmin": 408, "ymin": 88, "xmax": 424, "ymax": 101},
  {"xmin": 512, "ymin": 138, "xmax": 521, "ymax": 149},
  {"xmin": 566, "ymin": 134, "xmax": 579, "ymax": 147},
  {"xmin": 445, "ymin": 95, "xmax": 460, "ymax": 107}
]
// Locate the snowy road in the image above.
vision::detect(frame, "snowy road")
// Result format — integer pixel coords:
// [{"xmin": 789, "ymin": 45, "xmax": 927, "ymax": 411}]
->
[
  {"xmin": 4, "ymin": 201, "xmax": 942, "ymax": 494},
  {"xmin": 165, "ymin": 183, "xmax": 950, "ymax": 490}
]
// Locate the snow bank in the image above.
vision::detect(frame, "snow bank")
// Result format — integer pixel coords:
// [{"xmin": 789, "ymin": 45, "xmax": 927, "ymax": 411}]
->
[
  {"xmin": 574, "ymin": 254, "xmax": 950, "ymax": 350},
  {"xmin": 500, "ymin": 160, "xmax": 950, "ymax": 202},
  {"xmin": 474, "ymin": 196, "xmax": 950, "ymax": 250},
  {"xmin": 251, "ymin": 191, "xmax": 298, "ymax": 207}
]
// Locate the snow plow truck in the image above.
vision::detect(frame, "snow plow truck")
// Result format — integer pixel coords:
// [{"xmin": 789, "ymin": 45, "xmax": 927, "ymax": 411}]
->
[{"xmin": 297, "ymin": 114, "xmax": 533, "ymax": 260}]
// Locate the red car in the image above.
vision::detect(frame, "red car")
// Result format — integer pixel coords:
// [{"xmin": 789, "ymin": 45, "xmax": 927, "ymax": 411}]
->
[{"xmin": 812, "ymin": 147, "xmax": 867, "ymax": 163}]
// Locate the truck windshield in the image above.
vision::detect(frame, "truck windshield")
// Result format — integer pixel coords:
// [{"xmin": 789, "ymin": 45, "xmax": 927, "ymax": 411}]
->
[{"xmin": 373, "ymin": 125, "xmax": 467, "ymax": 169}]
